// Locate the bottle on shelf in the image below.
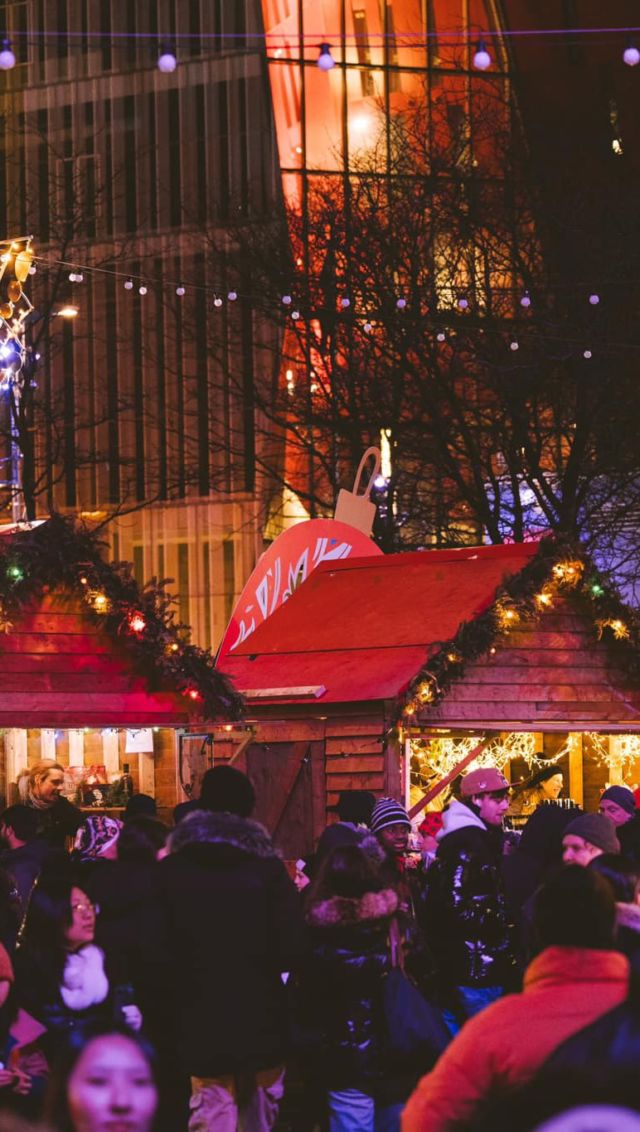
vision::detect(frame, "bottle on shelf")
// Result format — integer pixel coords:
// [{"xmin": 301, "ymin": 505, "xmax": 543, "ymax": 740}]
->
[{"xmin": 120, "ymin": 763, "xmax": 134, "ymax": 801}]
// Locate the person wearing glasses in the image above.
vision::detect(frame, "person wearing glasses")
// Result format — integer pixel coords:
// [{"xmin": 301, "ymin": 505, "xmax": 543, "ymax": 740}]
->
[
  {"xmin": 420, "ymin": 767, "xmax": 520, "ymax": 1032},
  {"xmin": 14, "ymin": 873, "xmax": 142, "ymax": 1074}
]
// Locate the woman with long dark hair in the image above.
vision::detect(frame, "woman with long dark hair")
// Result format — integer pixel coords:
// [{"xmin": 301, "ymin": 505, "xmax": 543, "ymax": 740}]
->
[{"xmin": 13, "ymin": 873, "xmax": 142, "ymax": 1067}]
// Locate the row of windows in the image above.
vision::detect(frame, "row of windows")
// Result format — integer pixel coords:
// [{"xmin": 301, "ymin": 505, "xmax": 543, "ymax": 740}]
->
[
  {"xmin": 0, "ymin": 0, "xmax": 254, "ymax": 80},
  {"xmin": 1, "ymin": 76, "xmax": 277, "ymax": 239},
  {"xmin": 13, "ymin": 264, "xmax": 267, "ymax": 514}
]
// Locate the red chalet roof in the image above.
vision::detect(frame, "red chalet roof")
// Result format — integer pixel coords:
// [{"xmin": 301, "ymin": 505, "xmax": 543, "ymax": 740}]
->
[
  {"xmin": 222, "ymin": 541, "xmax": 540, "ymax": 706},
  {"xmin": 0, "ymin": 516, "xmax": 242, "ymax": 727}
]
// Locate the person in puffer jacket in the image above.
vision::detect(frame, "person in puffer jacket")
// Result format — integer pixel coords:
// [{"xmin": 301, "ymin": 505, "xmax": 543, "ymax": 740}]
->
[
  {"xmin": 294, "ymin": 843, "xmax": 414, "ymax": 1132},
  {"xmin": 420, "ymin": 767, "xmax": 520, "ymax": 1029}
]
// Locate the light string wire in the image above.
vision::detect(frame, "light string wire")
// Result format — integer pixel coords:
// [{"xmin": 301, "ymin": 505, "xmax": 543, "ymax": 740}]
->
[
  {"xmin": 3, "ymin": 26, "xmax": 640, "ymax": 43},
  {"xmin": 29, "ymin": 254, "xmax": 640, "ymax": 359}
]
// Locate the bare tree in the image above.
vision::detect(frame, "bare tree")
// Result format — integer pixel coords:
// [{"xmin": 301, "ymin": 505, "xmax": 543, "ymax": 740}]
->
[{"xmin": 222, "ymin": 83, "xmax": 640, "ymax": 595}]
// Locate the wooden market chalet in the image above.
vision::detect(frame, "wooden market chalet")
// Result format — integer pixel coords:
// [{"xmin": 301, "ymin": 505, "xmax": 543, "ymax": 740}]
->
[
  {"xmin": 216, "ymin": 538, "xmax": 640, "ymax": 858},
  {"xmin": 0, "ymin": 515, "xmax": 242, "ymax": 820}
]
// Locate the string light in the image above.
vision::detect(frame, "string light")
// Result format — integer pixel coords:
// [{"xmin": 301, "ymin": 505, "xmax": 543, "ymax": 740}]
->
[
  {"xmin": 552, "ymin": 560, "xmax": 584, "ymax": 584},
  {"xmin": 457, "ymin": 297, "xmax": 469, "ymax": 310},
  {"xmin": 128, "ymin": 611, "xmax": 147, "ymax": 634},
  {"xmin": 0, "ymin": 39, "xmax": 15, "ymax": 70},
  {"xmin": 138, "ymin": 285, "xmax": 147, "ymax": 296},
  {"xmin": 520, "ymin": 293, "xmax": 531, "ymax": 308},
  {"xmin": 589, "ymin": 293, "xmax": 600, "ymax": 306},
  {"xmin": 510, "ymin": 339, "xmax": 519, "ymax": 351},
  {"xmin": 176, "ymin": 284, "xmax": 185, "ymax": 296},
  {"xmin": 340, "ymin": 297, "xmax": 351, "ymax": 309},
  {"xmin": 535, "ymin": 589, "xmax": 554, "ymax": 608},
  {"xmin": 624, "ymin": 44, "xmax": 640, "ymax": 66},
  {"xmin": 227, "ymin": 291, "xmax": 238, "ymax": 302},
  {"xmin": 396, "ymin": 297, "xmax": 407, "ymax": 310},
  {"xmin": 583, "ymin": 349, "xmax": 592, "ymax": 359},
  {"xmin": 496, "ymin": 602, "xmax": 519, "ymax": 629},
  {"xmin": 157, "ymin": 43, "xmax": 177, "ymax": 73},
  {"xmin": 317, "ymin": 43, "xmax": 335, "ymax": 71},
  {"xmin": 473, "ymin": 41, "xmax": 492, "ymax": 70},
  {"xmin": 597, "ymin": 617, "xmax": 630, "ymax": 640}
]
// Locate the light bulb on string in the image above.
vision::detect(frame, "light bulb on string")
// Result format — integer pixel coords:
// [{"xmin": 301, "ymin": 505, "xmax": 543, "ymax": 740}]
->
[
  {"xmin": 69, "ymin": 272, "xmax": 77, "ymax": 282},
  {"xmin": 213, "ymin": 296, "xmax": 223, "ymax": 308},
  {"xmin": 510, "ymin": 339, "xmax": 519, "ymax": 351},
  {"xmin": 317, "ymin": 43, "xmax": 335, "ymax": 71},
  {"xmin": 457, "ymin": 297, "xmax": 468, "ymax": 310},
  {"xmin": 436, "ymin": 330, "xmax": 446, "ymax": 342},
  {"xmin": 589, "ymin": 293, "xmax": 600, "ymax": 306},
  {"xmin": 157, "ymin": 43, "xmax": 177, "ymax": 73},
  {"xmin": 281, "ymin": 295, "xmax": 292, "ymax": 306},
  {"xmin": 396, "ymin": 297, "xmax": 407, "ymax": 310},
  {"xmin": 176, "ymin": 284, "xmax": 185, "ymax": 296},
  {"xmin": 363, "ymin": 322, "xmax": 372, "ymax": 333},
  {"xmin": 0, "ymin": 39, "xmax": 16, "ymax": 70},
  {"xmin": 583, "ymin": 349, "xmax": 592, "ymax": 359},
  {"xmin": 473, "ymin": 41, "xmax": 491, "ymax": 70},
  {"xmin": 291, "ymin": 310, "xmax": 300, "ymax": 320},
  {"xmin": 76, "ymin": 272, "xmax": 83, "ymax": 282},
  {"xmin": 624, "ymin": 44, "xmax": 640, "ymax": 66},
  {"xmin": 520, "ymin": 293, "xmax": 531, "ymax": 308},
  {"xmin": 138, "ymin": 285, "xmax": 147, "ymax": 296},
  {"xmin": 340, "ymin": 297, "xmax": 350, "ymax": 309},
  {"xmin": 124, "ymin": 279, "xmax": 133, "ymax": 290},
  {"xmin": 227, "ymin": 291, "xmax": 237, "ymax": 302}
]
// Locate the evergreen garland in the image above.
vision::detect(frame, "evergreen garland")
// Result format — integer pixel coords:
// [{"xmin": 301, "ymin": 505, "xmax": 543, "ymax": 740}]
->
[
  {"xmin": 400, "ymin": 535, "xmax": 640, "ymax": 723},
  {"xmin": 0, "ymin": 514, "xmax": 244, "ymax": 720}
]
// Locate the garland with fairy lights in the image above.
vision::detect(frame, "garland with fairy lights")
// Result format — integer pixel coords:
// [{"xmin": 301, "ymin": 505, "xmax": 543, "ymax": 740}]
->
[
  {"xmin": 399, "ymin": 535, "xmax": 640, "ymax": 724},
  {"xmin": 0, "ymin": 514, "xmax": 244, "ymax": 720}
]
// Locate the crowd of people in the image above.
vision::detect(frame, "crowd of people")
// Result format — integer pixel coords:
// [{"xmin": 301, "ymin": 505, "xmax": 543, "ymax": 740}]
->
[{"xmin": 0, "ymin": 758, "xmax": 638, "ymax": 1131}]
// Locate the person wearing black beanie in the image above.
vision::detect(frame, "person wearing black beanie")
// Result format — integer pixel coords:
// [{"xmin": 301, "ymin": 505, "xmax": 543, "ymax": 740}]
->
[{"xmin": 600, "ymin": 786, "xmax": 640, "ymax": 866}]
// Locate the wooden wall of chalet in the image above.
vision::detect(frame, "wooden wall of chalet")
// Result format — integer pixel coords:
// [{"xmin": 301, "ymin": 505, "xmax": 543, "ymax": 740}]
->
[
  {"xmin": 210, "ymin": 707, "xmax": 400, "ymax": 857},
  {"xmin": 419, "ymin": 600, "xmax": 640, "ymax": 730},
  {"xmin": 0, "ymin": 592, "xmax": 193, "ymax": 728}
]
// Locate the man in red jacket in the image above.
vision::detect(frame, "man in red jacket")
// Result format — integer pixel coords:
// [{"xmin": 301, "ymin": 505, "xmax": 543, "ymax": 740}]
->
[{"xmin": 402, "ymin": 866, "xmax": 629, "ymax": 1131}]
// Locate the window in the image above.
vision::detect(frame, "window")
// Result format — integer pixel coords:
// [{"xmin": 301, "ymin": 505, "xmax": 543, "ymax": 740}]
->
[
  {"xmin": 178, "ymin": 543, "xmax": 190, "ymax": 625},
  {"xmin": 133, "ymin": 546, "xmax": 144, "ymax": 584},
  {"xmin": 223, "ymin": 541, "xmax": 235, "ymax": 622}
]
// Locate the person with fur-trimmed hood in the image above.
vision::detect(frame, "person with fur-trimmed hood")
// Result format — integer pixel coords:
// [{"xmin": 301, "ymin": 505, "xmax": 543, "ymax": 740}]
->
[
  {"xmin": 159, "ymin": 766, "xmax": 306, "ymax": 1132},
  {"xmin": 294, "ymin": 843, "xmax": 412, "ymax": 1132},
  {"xmin": 420, "ymin": 767, "xmax": 520, "ymax": 1028}
]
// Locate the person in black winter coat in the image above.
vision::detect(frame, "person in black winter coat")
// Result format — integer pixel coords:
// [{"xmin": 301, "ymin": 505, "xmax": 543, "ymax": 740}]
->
[
  {"xmin": 502, "ymin": 804, "xmax": 581, "ymax": 954},
  {"xmin": 313, "ymin": 791, "xmax": 376, "ymax": 871},
  {"xmin": 14, "ymin": 872, "xmax": 142, "ymax": 1071},
  {"xmin": 588, "ymin": 854, "xmax": 640, "ymax": 970},
  {"xmin": 421, "ymin": 768, "xmax": 520, "ymax": 1028},
  {"xmin": 295, "ymin": 843, "xmax": 409, "ymax": 1132},
  {"xmin": 159, "ymin": 766, "xmax": 306, "ymax": 1132},
  {"xmin": 599, "ymin": 785, "xmax": 640, "ymax": 865},
  {"xmin": 16, "ymin": 762, "xmax": 82, "ymax": 849}
]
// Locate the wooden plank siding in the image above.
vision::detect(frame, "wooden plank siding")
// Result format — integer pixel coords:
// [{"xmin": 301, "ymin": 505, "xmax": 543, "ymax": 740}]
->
[
  {"xmin": 0, "ymin": 592, "xmax": 192, "ymax": 727},
  {"xmin": 420, "ymin": 602, "xmax": 640, "ymax": 728}
]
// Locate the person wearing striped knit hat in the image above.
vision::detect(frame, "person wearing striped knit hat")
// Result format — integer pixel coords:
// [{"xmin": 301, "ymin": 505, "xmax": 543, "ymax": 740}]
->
[{"xmin": 368, "ymin": 797, "xmax": 432, "ymax": 985}]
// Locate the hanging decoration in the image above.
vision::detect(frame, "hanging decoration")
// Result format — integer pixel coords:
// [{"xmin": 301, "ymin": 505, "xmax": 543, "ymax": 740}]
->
[
  {"xmin": 398, "ymin": 535, "xmax": 640, "ymax": 723},
  {"xmin": 0, "ymin": 514, "xmax": 244, "ymax": 720}
]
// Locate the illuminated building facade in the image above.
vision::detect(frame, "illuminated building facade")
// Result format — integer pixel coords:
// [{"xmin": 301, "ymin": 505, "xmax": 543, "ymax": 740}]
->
[{"xmin": 259, "ymin": 0, "xmax": 518, "ymax": 529}]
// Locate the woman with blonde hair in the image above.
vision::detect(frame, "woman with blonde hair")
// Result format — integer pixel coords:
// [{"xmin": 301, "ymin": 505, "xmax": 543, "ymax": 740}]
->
[{"xmin": 16, "ymin": 762, "xmax": 81, "ymax": 848}]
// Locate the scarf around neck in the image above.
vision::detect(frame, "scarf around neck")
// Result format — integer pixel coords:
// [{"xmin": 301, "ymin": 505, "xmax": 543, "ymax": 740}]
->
[{"xmin": 61, "ymin": 944, "xmax": 109, "ymax": 1011}]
